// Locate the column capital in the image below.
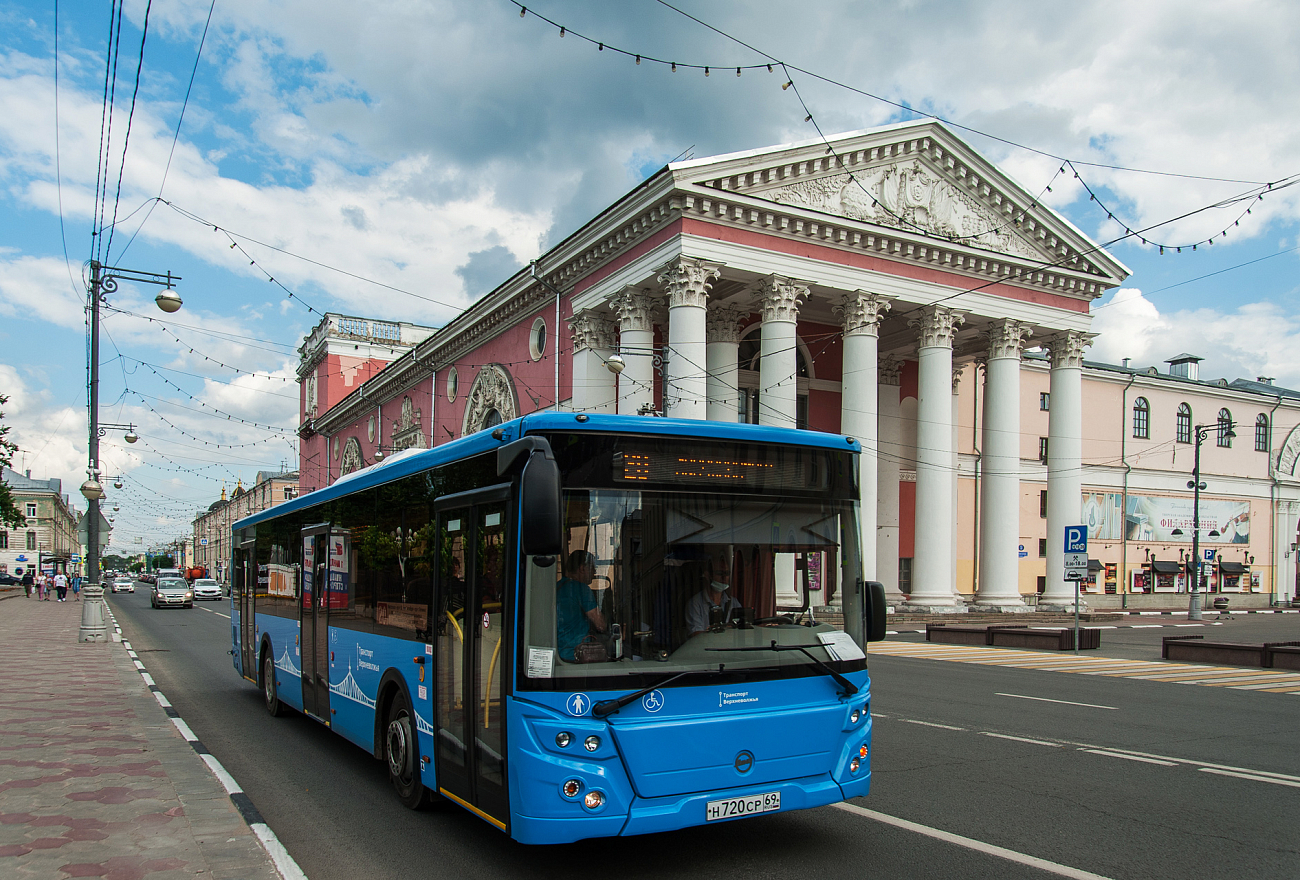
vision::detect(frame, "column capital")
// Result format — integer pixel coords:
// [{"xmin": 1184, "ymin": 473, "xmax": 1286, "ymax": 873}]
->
[
  {"xmin": 658, "ymin": 257, "xmax": 722, "ymax": 309},
  {"xmin": 985, "ymin": 319, "xmax": 1034, "ymax": 360},
  {"xmin": 608, "ymin": 286, "xmax": 661, "ymax": 333},
  {"xmin": 706, "ymin": 304, "xmax": 748, "ymax": 344},
  {"xmin": 755, "ymin": 275, "xmax": 808, "ymax": 323},
  {"xmin": 952, "ymin": 362, "xmax": 967, "ymax": 394},
  {"xmin": 910, "ymin": 304, "xmax": 965, "ymax": 349},
  {"xmin": 1047, "ymin": 329, "xmax": 1095, "ymax": 369},
  {"xmin": 568, "ymin": 310, "xmax": 617, "ymax": 354},
  {"xmin": 879, "ymin": 355, "xmax": 903, "ymax": 386},
  {"xmin": 836, "ymin": 290, "xmax": 892, "ymax": 337}
]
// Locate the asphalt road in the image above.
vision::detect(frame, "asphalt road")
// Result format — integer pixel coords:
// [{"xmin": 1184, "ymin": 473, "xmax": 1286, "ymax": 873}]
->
[{"xmin": 110, "ymin": 586, "xmax": 1300, "ymax": 880}]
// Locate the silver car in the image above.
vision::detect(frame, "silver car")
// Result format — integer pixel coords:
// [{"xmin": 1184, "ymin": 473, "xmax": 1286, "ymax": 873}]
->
[
  {"xmin": 192, "ymin": 578, "xmax": 222, "ymax": 601},
  {"xmin": 110, "ymin": 577, "xmax": 135, "ymax": 593},
  {"xmin": 152, "ymin": 577, "xmax": 193, "ymax": 609}
]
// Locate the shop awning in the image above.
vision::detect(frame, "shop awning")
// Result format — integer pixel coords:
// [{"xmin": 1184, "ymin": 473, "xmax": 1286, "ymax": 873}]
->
[
  {"xmin": 1218, "ymin": 561, "xmax": 1247, "ymax": 574},
  {"xmin": 1087, "ymin": 559, "xmax": 1104, "ymax": 572},
  {"xmin": 1151, "ymin": 561, "xmax": 1183, "ymax": 574}
]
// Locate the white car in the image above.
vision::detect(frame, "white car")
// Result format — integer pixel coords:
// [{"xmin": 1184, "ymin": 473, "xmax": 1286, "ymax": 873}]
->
[
  {"xmin": 110, "ymin": 578, "xmax": 135, "ymax": 593},
  {"xmin": 192, "ymin": 578, "xmax": 223, "ymax": 600}
]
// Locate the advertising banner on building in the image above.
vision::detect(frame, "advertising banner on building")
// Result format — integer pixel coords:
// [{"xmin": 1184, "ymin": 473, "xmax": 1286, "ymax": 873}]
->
[{"xmin": 1082, "ymin": 492, "xmax": 1249, "ymax": 544}]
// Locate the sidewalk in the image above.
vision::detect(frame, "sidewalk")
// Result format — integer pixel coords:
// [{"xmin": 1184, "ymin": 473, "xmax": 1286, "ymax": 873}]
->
[{"xmin": 0, "ymin": 593, "xmax": 283, "ymax": 879}]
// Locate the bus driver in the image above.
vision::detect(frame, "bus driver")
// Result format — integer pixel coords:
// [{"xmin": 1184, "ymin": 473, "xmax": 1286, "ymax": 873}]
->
[{"xmin": 556, "ymin": 550, "xmax": 607, "ymax": 661}]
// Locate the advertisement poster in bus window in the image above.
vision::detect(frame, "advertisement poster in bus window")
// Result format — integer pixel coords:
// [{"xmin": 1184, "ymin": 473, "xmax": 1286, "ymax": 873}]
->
[
  {"xmin": 302, "ymin": 537, "xmax": 314, "ymax": 608},
  {"xmin": 1082, "ymin": 493, "xmax": 1249, "ymax": 544},
  {"xmin": 328, "ymin": 531, "xmax": 351, "ymax": 610}
]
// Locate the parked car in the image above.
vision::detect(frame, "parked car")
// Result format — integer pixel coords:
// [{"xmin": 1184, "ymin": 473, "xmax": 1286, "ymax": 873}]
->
[
  {"xmin": 151, "ymin": 577, "xmax": 193, "ymax": 609},
  {"xmin": 110, "ymin": 577, "xmax": 135, "ymax": 593},
  {"xmin": 0, "ymin": 573, "xmax": 20, "ymax": 586},
  {"xmin": 191, "ymin": 578, "xmax": 222, "ymax": 601},
  {"xmin": 139, "ymin": 572, "xmax": 156, "ymax": 585}
]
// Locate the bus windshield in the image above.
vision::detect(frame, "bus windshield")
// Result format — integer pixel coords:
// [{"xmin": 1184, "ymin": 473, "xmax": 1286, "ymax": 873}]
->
[{"xmin": 520, "ymin": 485, "xmax": 864, "ymax": 691}]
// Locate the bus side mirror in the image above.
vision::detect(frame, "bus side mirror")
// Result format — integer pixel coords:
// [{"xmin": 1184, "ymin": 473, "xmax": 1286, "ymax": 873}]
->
[
  {"xmin": 864, "ymin": 580, "xmax": 887, "ymax": 642},
  {"xmin": 519, "ymin": 451, "xmax": 562, "ymax": 557}
]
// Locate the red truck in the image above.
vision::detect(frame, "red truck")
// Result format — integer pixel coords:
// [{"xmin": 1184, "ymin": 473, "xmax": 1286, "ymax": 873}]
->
[{"xmin": 184, "ymin": 566, "xmax": 207, "ymax": 584}]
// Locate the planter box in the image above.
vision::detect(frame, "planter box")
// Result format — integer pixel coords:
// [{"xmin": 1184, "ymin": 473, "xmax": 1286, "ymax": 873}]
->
[{"xmin": 927, "ymin": 624, "xmax": 1099, "ymax": 650}]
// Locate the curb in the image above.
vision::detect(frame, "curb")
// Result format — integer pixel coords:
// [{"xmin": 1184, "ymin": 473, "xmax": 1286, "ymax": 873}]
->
[{"xmin": 106, "ymin": 605, "xmax": 308, "ymax": 880}]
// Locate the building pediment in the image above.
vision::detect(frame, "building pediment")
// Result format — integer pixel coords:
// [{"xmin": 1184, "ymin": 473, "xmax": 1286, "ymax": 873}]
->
[{"xmin": 669, "ymin": 120, "xmax": 1127, "ymax": 286}]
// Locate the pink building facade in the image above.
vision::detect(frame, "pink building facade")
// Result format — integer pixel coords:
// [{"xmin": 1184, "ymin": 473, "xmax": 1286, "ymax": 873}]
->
[{"xmin": 296, "ymin": 120, "xmax": 1300, "ymax": 611}]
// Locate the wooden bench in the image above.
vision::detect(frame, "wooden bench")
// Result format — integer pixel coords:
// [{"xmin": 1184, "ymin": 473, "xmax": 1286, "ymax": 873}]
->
[{"xmin": 1162, "ymin": 637, "xmax": 1300, "ymax": 668}]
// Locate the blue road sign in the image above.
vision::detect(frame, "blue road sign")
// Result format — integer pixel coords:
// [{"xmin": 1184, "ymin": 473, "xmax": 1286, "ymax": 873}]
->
[{"xmin": 1064, "ymin": 526, "xmax": 1088, "ymax": 554}]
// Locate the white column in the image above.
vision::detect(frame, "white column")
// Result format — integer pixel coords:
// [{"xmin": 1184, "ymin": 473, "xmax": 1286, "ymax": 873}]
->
[
  {"xmin": 904, "ymin": 305, "xmax": 965, "ymax": 610},
  {"xmin": 706, "ymin": 306, "xmax": 746, "ymax": 422},
  {"xmin": 838, "ymin": 291, "xmax": 891, "ymax": 583},
  {"xmin": 568, "ymin": 311, "xmax": 617, "ymax": 413},
  {"xmin": 1275, "ymin": 501, "xmax": 1298, "ymax": 605},
  {"xmin": 1043, "ymin": 330, "xmax": 1091, "ymax": 609},
  {"xmin": 952, "ymin": 365, "xmax": 963, "ymax": 599},
  {"xmin": 756, "ymin": 275, "xmax": 807, "ymax": 428},
  {"xmin": 877, "ymin": 356, "xmax": 903, "ymax": 600},
  {"xmin": 976, "ymin": 320, "xmax": 1033, "ymax": 610},
  {"xmin": 660, "ymin": 258, "xmax": 721, "ymax": 420},
  {"xmin": 609, "ymin": 287, "xmax": 660, "ymax": 416}
]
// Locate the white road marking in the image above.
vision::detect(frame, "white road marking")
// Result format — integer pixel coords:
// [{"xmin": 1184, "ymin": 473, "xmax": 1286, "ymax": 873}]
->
[
  {"xmin": 1083, "ymin": 749, "xmax": 1177, "ymax": 766},
  {"xmin": 898, "ymin": 719, "xmax": 966, "ymax": 731},
  {"xmin": 1130, "ymin": 625, "xmax": 1163, "ymax": 629},
  {"xmin": 996, "ymin": 693, "xmax": 1118, "ymax": 710},
  {"xmin": 833, "ymin": 802, "xmax": 1115, "ymax": 880},
  {"xmin": 980, "ymin": 732, "xmax": 1062, "ymax": 747},
  {"xmin": 199, "ymin": 606, "xmax": 232, "ymax": 619},
  {"xmin": 1198, "ymin": 768, "xmax": 1300, "ymax": 788},
  {"xmin": 1174, "ymin": 623, "xmax": 1205, "ymax": 627}
]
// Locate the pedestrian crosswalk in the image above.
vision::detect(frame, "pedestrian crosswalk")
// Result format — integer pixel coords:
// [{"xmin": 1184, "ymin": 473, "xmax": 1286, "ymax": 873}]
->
[{"xmin": 869, "ymin": 641, "xmax": 1300, "ymax": 694}]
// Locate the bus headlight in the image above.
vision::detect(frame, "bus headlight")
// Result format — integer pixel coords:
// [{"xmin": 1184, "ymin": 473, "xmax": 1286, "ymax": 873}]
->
[
  {"xmin": 555, "ymin": 732, "xmax": 572, "ymax": 748},
  {"xmin": 850, "ymin": 709, "xmax": 861, "ymax": 724},
  {"xmin": 584, "ymin": 735, "xmax": 601, "ymax": 752},
  {"xmin": 583, "ymin": 790, "xmax": 605, "ymax": 810},
  {"xmin": 562, "ymin": 779, "xmax": 582, "ymax": 798},
  {"xmin": 850, "ymin": 757, "xmax": 861, "ymax": 773}
]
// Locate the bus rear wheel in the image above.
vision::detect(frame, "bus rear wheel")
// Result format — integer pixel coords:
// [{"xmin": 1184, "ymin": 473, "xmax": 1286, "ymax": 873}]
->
[
  {"xmin": 262, "ymin": 651, "xmax": 283, "ymax": 717},
  {"xmin": 385, "ymin": 691, "xmax": 426, "ymax": 809}
]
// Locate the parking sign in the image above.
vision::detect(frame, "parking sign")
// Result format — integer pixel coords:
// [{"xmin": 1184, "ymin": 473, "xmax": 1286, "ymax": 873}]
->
[{"xmin": 1064, "ymin": 526, "xmax": 1087, "ymax": 554}]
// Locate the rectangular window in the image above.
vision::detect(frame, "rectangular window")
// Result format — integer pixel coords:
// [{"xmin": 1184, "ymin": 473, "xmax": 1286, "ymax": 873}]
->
[
  {"xmin": 1038, "ymin": 437, "xmax": 1049, "ymax": 464},
  {"xmin": 0, "ymin": 532, "xmax": 7, "ymax": 550},
  {"xmin": 1255, "ymin": 418, "xmax": 1269, "ymax": 453},
  {"xmin": 1039, "ymin": 490, "xmax": 1048, "ymax": 518},
  {"xmin": 899, "ymin": 557, "xmax": 913, "ymax": 595},
  {"xmin": 1036, "ymin": 575, "xmax": 1046, "ymax": 594},
  {"xmin": 26, "ymin": 532, "xmax": 36, "ymax": 551},
  {"xmin": 1039, "ymin": 392, "xmax": 1050, "ymax": 411},
  {"xmin": 25, "ymin": 503, "xmax": 36, "ymax": 518},
  {"xmin": 1038, "ymin": 538, "xmax": 1047, "ymax": 558}
]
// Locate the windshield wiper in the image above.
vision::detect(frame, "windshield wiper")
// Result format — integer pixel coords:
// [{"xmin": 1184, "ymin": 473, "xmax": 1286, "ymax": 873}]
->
[
  {"xmin": 707, "ymin": 641, "xmax": 858, "ymax": 697},
  {"xmin": 592, "ymin": 665, "xmax": 725, "ymax": 718}
]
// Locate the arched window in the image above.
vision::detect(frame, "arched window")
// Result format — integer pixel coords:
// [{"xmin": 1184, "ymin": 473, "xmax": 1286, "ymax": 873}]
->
[
  {"xmin": 1176, "ymin": 403, "xmax": 1192, "ymax": 444},
  {"xmin": 1132, "ymin": 397, "xmax": 1150, "ymax": 439},
  {"xmin": 1217, "ymin": 408, "xmax": 1233, "ymax": 448},
  {"xmin": 1255, "ymin": 413, "xmax": 1270, "ymax": 452}
]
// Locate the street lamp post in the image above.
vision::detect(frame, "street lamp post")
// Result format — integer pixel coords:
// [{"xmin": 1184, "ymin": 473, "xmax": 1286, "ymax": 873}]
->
[
  {"xmin": 79, "ymin": 260, "xmax": 181, "ymax": 643},
  {"xmin": 1186, "ymin": 421, "xmax": 1234, "ymax": 621}
]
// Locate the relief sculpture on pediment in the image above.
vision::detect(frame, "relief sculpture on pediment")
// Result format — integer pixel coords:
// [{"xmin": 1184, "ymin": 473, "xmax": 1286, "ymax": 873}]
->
[{"xmin": 764, "ymin": 160, "xmax": 1040, "ymax": 260}]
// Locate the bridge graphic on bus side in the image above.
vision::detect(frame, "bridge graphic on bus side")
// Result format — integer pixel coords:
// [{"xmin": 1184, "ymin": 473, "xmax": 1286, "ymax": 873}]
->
[
  {"xmin": 331, "ymin": 663, "xmax": 377, "ymax": 709},
  {"xmin": 275, "ymin": 645, "xmax": 301, "ymax": 678}
]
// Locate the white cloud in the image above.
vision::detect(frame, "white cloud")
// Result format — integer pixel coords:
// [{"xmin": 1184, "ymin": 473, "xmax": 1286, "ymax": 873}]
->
[{"xmin": 1091, "ymin": 287, "xmax": 1300, "ymax": 388}]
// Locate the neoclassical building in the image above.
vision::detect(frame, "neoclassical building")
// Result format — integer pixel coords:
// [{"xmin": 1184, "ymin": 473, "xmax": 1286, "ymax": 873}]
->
[
  {"xmin": 192, "ymin": 470, "xmax": 299, "ymax": 585},
  {"xmin": 295, "ymin": 119, "xmax": 1150, "ymax": 611}
]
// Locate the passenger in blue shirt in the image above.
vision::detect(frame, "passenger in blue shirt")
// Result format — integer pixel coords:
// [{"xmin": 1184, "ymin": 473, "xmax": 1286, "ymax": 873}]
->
[{"xmin": 556, "ymin": 550, "xmax": 606, "ymax": 661}]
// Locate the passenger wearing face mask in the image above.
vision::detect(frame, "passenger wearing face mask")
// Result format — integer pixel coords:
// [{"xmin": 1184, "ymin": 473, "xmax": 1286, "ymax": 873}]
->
[{"xmin": 686, "ymin": 552, "xmax": 741, "ymax": 637}]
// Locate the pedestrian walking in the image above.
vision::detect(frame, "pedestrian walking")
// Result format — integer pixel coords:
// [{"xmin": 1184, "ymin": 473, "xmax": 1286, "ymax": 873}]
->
[
  {"xmin": 21, "ymin": 571, "xmax": 32, "ymax": 598},
  {"xmin": 54, "ymin": 572, "xmax": 68, "ymax": 602},
  {"xmin": 36, "ymin": 574, "xmax": 47, "ymax": 601},
  {"xmin": 71, "ymin": 574, "xmax": 81, "ymax": 601}
]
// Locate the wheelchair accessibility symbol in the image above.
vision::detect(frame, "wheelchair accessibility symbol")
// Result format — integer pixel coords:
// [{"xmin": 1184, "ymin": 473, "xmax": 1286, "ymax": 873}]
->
[
  {"xmin": 642, "ymin": 689, "xmax": 665, "ymax": 713},
  {"xmin": 565, "ymin": 693, "xmax": 591, "ymax": 716}
]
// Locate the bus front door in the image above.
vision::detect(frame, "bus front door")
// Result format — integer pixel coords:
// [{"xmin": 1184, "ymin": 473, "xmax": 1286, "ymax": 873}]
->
[
  {"xmin": 234, "ymin": 546, "xmax": 255, "ymax": 679},
  {"xmin": 301, "ymin": 527, "xmax": 332, "ymax": 722},
  {"xmin": 434, "ymin": 489, "xmax": 509, "ymax": 830}
]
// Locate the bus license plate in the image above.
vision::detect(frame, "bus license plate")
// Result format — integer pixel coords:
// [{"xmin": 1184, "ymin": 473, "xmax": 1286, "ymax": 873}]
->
[{"xmin": 705, "ymin": 791, "xmax": 780, "ymax": 821}]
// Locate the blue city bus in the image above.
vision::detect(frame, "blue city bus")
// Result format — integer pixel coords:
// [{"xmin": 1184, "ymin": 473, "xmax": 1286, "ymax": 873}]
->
[{"xmin": 231, "ymin": 412, "xmax": 887, "ymax": 843}]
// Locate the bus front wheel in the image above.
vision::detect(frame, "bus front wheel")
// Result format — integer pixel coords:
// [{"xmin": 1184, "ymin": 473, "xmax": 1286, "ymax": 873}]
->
[
  {"xmin": 385, "ymin": 691, "xmax": 426, "ymax": 809},
  {"xmin": 262, "ymin": 651, "xmax": 283, "ymax": 717}
]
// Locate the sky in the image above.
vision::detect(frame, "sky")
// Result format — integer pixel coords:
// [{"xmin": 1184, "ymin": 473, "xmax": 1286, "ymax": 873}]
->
[{"xmin": 1, "ymin": 0, "xmax": 1298, "ymax": 550}]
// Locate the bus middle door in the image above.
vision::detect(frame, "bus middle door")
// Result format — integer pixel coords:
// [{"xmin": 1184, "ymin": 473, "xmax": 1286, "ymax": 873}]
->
[
  {"xmin": 433, "ymin": 488, "xmax": 510, "ymax": 830},
  {"xmin": 301, "ymin": 525, "xmax": 332, "ymax": 723}
]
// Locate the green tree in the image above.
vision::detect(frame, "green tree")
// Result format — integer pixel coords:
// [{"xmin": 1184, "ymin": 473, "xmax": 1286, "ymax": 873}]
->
[{"xmin": 0, "ymin": 396, "xmax": 26, "ymax": 530}]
